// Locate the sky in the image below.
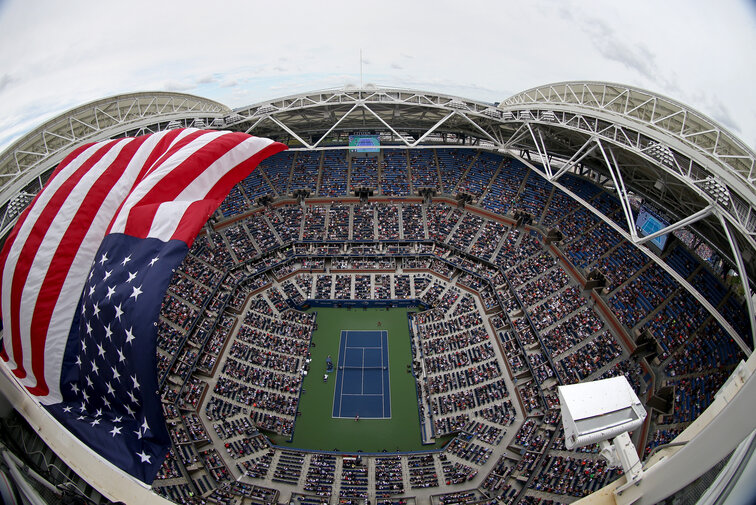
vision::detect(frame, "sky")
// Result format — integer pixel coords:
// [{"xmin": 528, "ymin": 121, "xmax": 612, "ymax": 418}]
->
[{"xmin": 0, "ymin": 0, "xmax": 755, "ymax": 154}]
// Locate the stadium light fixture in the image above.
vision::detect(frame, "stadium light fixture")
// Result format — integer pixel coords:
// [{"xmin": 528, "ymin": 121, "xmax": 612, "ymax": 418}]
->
[{"xmin": 558, "ymin": 376, "xmax": 647, "ymax": 501}]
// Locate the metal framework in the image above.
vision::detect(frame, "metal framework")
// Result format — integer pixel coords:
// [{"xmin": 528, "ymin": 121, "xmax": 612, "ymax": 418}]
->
[
  {"xmin": 0, "ymin": 82, "xmax": 755, "ymax": 505},
  {"xmin": 0, "ymin": 92, "xmax": 230, "ymax": 238},
  {"xmin": 497, "ymin": 82, "xmax": 756, "ymax": 350},
  {"xmin": 224, "ymin": 84, "xmax": 756, "ymax": 350},
  {"xmin": 0, "ymin": 84, "xmax": 752, "ymax": 349}
]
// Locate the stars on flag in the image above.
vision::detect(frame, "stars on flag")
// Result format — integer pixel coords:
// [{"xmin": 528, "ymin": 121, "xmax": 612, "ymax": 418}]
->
[
  {"xmin": 49, "ymin": 236, "xmax": 176, "ymax": 479},
  {"xmin": 58, "ymin": 245, "xmax": 157, "ymax": 456},
  {"xmin": 130, "ymin": 285, "xmax": 143, "ymax": 301}
]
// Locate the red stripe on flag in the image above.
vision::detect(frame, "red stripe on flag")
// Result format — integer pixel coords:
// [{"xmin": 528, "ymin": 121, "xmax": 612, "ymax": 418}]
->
[
  {"xmin": 170, "ymin": 141, "xmax": 288, "ymax": 244},
  {"xmin": 45, "ymin": 143, "xmax": 98, "ymax": 184},
  {"xmin": 133, "ymin": 128, "xmax": 190, "ymax": 183},
  {"xmin": 6, "ymin": 139, "xmax": 124, "ymax": 378},
  {"xmin": 122, "ymin": 133, "xmax": 249, "ymax": 238},
  {"xmin": 104, "ymin": 129, "xmax": 197, "ymax": 237},
  {"xmin": 0, "ymin": 144, "xmax": 97, "ymax": 325},
  {"xmin": 26, "ymin": 137, "xmax": 149, "ymax": 397},
  {"xmin": 168, "ymin": 200, "xmax": 216, "ymax": 245}
]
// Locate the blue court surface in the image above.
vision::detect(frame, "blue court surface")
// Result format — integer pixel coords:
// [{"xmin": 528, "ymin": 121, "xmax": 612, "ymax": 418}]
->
[{"xmin": 332, "ymin": 330, "xmax": 391, "ymax": 419}]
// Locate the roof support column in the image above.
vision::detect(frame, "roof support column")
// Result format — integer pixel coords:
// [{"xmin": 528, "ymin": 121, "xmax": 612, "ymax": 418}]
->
[
  {"xmin": 456, "ymin": 112, "xmax": 504, "ymax": 149},
  {"xmin": 597, "ymin": 139, "xmax": 637, "ymax": 239},
  {"xmin": 718, "ymin": 212, "xmax": 756, "ymax": 348},
  {"xmin": 551, "ymin": 138, "xmax": 598, "ymax": 181},
  {"xmin": 312, "ymin": 103, "xmax": 361, "ymax": 148},
  {"xmin": 267, "ymin": 116, "xmax": 313, "ymax": 149},
  {"xmin": 634, "ymin": 204, "xmax": 714, "ymax": 246},
  {"xmin": 361, "ymin": 104, "xmax": 412, "ymax": 147},
  {"xmin": 411, "ymin": 111, "xmax": 457, "ymax": 147},
  {"xmin": 526, "ymin": 123, "xmax": 553, "ymax": 178},
  {"xmin": 502, "ymin": 123, "xmax": 531, "ymax": 150}
]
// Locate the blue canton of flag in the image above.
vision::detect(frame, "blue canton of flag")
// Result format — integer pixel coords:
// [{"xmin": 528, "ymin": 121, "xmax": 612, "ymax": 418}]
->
[{"xmin": 46, "ymin": 233, "xmax": 187, "ymax": 483}]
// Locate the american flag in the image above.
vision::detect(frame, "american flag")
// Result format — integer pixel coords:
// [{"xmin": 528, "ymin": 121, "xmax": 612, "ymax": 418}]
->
[{"xmin": 0, "ymin": 128, "xmax": 286, "ymax": 482}]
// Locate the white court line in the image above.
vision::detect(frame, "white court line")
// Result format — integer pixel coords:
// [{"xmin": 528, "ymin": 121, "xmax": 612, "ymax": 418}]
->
[
  {"xmin": 337, "ymin": 330, "xmax": 347, "ymax": 418},
  {"xmin": 361, "ymin": 347, "xmax": 365, "ymax": 395},
  {"xmin": 383, "ymin": 330, "xmax": 390, "ymax": 417}
]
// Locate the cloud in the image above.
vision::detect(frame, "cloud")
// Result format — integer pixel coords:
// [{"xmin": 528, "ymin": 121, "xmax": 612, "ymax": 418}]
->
[
  {"xmin": 706, "ymin": 101, "xmax": 739, "ymax": 134},
  {"xmin": 582, "ymin": 18, "xmax": 658, "ymax": 82},
  {"xmin": 0, "ymin": 73, "xmax": 12, "ymax": 92},
  {"xmin": 686, "ymin": 92, "xmax": 742, "ymax": 134},
  {"xmin": 0, "ymin": 0, "xmax": 753, "ymax": 154},
  {"xmin": 162, "ymin": 80, "xmax": 195, "ymax": 92}
]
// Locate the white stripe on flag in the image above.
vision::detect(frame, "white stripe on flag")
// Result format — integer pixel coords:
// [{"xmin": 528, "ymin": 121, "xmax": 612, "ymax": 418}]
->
[
  {"xmin": 145, "ymin": 136, "xmax": 275, "ymax": 241},
  {"xmin": 108, "ymin": 130, "xmax": 226, "ymax": 236},
  {"xmin": 2, "ymin": 140, "xmax": 128, "ymax": 376},
  {"xmin": 37, "ymin": 133, "xmax": 171, "ymax": 403}
]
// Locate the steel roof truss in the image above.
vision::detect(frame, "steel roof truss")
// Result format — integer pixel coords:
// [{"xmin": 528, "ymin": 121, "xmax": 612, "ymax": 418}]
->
[
  {"xmin": 502, "ymin": 124, "xmax": 532, "ymax": 150},
  {"xmin": 597, "ymin": 139, "xmax": 637, "ymax": 238},
  {"xmin": 267, "ymin": 116, "xmax": 312, "ymax": 149},
  {"xmin": 121, "ymin": 100, "xmax": 137, "ymax": 123},
  {"xmin": 70, "ymin": 117, "xmax": 98, "ymax": 136},
  {"xmin": 311, "ymin": 103, "xmax": 360, "ymax": 149},
  {"xmin": 719, "ymin": 213, "xmax": 756, "ymax": 347},
  {"xmin": 243, "ymin": 116, "xmax": 273, "ymax": 136},
  {"xmin": 526, "ymin": 124, "xmax": 553, "ymax": 178},
  {"xmin": 634, "ymin": 204, "xmax": 714, "ymax": 246},
  {"xmin": 450, "ymin": 113, "xmax": 497, "ymax": 147},
  {"xmin": 511, "ymin": 149, "xmax": 749, "ymax": 354},
  {"xmin": 94, "ymin": 107, "xmax": 119, "ymax": 127},
  {"xmin": 551, "ymin": 140, "xmax": 599, "ymax": 181},
  {"xmin": 411, "ymin": 111, "xmax": 456, "ymax": 148},
  {"xmin": 603, "ymin": 87, "xmax": 630, "ymax": 111},
  {"xmin": 361, "ymin": 104, "xmax": 412, "ymax": 147}
]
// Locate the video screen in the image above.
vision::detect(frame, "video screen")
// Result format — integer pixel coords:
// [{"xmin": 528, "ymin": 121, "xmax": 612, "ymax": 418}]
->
[
  {"xmin": 349, "ymin": 135, "xmax": 380, "ymax": 153},
  {"xmin": 636, "ymin": 205, "xmax": 669, "ymax": 250}
]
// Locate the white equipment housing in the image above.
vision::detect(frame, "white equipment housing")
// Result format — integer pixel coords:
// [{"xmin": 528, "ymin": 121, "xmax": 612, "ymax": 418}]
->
[{"xmin": 558, "ymin": 375, "xmax": 646, "ymax": 449}]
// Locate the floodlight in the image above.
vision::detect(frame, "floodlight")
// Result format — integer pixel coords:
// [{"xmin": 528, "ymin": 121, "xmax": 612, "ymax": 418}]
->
[{"xmin": 558, "ymin": 376, "xmax": 647, "ymax": 496}]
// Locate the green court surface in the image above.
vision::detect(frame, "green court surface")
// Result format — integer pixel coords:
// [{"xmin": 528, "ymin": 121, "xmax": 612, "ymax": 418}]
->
[{"xmin": 268, "ymin": 307, "xmax": 449, "ymax": 452}]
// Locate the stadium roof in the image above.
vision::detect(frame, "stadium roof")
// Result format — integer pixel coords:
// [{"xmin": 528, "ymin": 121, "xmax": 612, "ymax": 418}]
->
[
  {"xmin": 0, "ymin": 82, "xmax": 755, "ymax": 505},
  {"xmin": 0, "ymin": 82, "xmax": 754, "ymax": 350}
]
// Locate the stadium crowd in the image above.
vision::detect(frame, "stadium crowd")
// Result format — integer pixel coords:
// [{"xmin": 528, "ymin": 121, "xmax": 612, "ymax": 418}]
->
[{"xmin": 150, "ymin": 147, "xmax": 747, "ymax": 505}]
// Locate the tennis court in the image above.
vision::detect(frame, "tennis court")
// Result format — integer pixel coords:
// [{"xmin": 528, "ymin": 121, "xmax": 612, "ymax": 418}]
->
[{"xmin": 332, "ymin": 330, "xmax": 391, "ymax": 419}]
